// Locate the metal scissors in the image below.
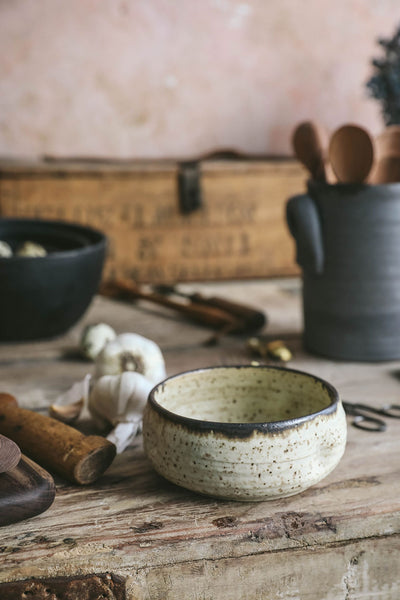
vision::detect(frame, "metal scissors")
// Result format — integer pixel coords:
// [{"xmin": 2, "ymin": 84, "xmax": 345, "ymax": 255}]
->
[{"xmin": 342, "ymin": 401, "xmax": 400, "ymax": 432}]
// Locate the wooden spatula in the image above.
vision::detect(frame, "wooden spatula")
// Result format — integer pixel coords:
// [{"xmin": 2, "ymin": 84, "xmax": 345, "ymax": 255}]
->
[{"xmin": 0, "ymin": 455, "xmax": 56, "ymax": 526}]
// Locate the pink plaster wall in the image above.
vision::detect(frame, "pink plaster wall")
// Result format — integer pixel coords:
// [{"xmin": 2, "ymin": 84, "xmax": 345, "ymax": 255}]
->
[{"xmin": 0, "ymin": 1, "xmax": 399, "ymax": 159}]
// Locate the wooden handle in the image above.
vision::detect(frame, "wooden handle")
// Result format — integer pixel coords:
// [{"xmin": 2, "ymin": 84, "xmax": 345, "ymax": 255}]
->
[
  {"xmin": 153, "ymin": 285, "xmax": 266, "ymax": 332},
  {"xmin": 0, "ymin": 393, "xmax": 116, "ymax": 485},
  {"xmin": 189, "ymin": 293, "xmax": 266, "ymax": 331},
  {"xmin": 102, "ymin": 278, "xmax": 238, "ymax": 329}
]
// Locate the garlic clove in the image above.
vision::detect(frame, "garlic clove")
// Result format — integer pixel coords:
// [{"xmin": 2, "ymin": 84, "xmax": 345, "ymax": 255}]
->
[
  {"xmin": 89, "ymin": 371, "xmax": 153, "ymax": 425},
  {"xmin": 88, "ymin": 371, "xmax": 154, "ymax": 450},
  {"xmin": 0, "ymin": 241, "xmax": 13, "ymax": 258},
  {"xmin": 16, "ymin": 241, "xmax": 47, "ymax": 257},
  {"xmin": 49, "ymin": 398, "xmax": 84, "ymax": 423},
  {"xmin": 50, "ymin": 374, "xmax": 91, "ymax": 423},
  {"xmin": 80, "ymin": 323, "xmax": 117, "ymax": 361}
]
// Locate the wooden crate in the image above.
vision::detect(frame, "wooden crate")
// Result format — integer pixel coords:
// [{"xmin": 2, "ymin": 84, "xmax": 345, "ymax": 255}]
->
[{"xmin": 0, "ymin": 157, "xmax": 305, "ymax": 283}]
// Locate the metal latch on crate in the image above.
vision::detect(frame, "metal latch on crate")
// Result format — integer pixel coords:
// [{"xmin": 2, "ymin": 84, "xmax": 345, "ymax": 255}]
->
[
  {"xmin": 177, "ymin": 149, "xmax": 249, "ymax": 215},
  {"xmin": 178, "ymin": 160, "xmax": 202, "ymax": 214}
]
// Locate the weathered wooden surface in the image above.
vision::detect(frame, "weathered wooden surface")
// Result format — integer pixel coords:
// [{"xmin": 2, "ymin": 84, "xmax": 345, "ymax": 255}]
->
[
  {"xmin": 0, "ymin": 279, "xmax": 399, "ymax": 599},
  {"xmin": 0, "ymin": 158, "xmax": 303, "ymax": 283}
]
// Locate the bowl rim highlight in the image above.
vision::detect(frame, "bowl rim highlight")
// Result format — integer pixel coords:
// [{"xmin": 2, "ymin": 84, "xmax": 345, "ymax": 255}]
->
[
  {"xmin": 148, "ymin": 365, "xmax": 340, "ymax": 438},
  {"xmin": 0, "ymin": 217, "xmax": 106, "ymax": 261}
]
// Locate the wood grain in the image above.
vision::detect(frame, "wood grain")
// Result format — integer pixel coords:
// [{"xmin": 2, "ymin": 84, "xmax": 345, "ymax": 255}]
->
[
  {"xmin": 0, "ymin": 280, "xmax": 398, "ymax": 599},
  {"xmin": 0, "ymin": 433, "xmax": 21, "ymax": 473}
]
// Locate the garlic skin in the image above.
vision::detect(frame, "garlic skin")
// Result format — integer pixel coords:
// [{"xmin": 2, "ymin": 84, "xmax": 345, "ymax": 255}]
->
[
  {"xmin": 80, "ymin": 323, "xmax": 117, "ymax": 360},
  {"xmin": 95, "ymin": 333, "xmax": 166, "ymax": 383},
  {"xmin": 49, "ymin": 398, "xmax": 84, "ymax": 423},
  {"xmin": 89, "ymin": 371, "xmax": 154, "ymax": 452},
  {"xmin": 50, "ymin": 373, "xmax": 92, "ymax": 423}
]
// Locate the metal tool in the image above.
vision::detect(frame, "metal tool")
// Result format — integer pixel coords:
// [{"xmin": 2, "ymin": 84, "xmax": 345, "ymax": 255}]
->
[
  {"xmin": 343, "ymin": 401, "xmax": 400, "ymax": 432},
  {"xmin": 101, "ymin": 278, "xmax": 238, "ymax": 330},
  {"xmin": 155, "ymin": 284, "xmax": 266, "ymax": 332}
]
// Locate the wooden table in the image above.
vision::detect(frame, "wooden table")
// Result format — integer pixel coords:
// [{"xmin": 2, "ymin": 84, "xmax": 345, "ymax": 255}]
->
[{"xmin": 0, "ymin": 279, "xmax": 399, "ymax": 600}]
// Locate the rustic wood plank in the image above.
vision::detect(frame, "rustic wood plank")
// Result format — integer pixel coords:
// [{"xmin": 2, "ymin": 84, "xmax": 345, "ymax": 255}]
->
[
  {"xmin": 0, "ymin": 279, "xmax": 398, "ymax": 599},
  {"xmin": 130, "ymin": 535, "xmax": 400, "ymax": 600}
]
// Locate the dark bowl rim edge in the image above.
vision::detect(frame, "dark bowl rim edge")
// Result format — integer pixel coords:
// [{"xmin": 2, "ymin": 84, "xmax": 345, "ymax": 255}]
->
[{"xmin": 147, "ymin": 364, "xmax": 340, "ymax": 438}]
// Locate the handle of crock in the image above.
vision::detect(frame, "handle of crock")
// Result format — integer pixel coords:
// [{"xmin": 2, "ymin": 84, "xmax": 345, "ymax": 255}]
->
[{"xmin": 286, "ymin": 194, "xmax": 324, "ymax": 275}]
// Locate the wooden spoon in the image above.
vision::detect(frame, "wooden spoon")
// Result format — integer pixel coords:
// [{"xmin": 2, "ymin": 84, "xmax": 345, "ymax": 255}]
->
[
  {"xmin": 292, "ymin": 121, "xmax": 328, "ymax": 182},
  {"xmin": 375, "ymin": 125, "xmax": 400, "ymax": 160},
  {"xmin": 329, "ymin": 124, "xmax": 374, "ymax": 183},
  {"xmin": 0, "ymin": 433, "xmax": 21, "ymax": 473},
  {"xmin": 370, "ymin": 155, "xmax": 400, "ymax": 184}
]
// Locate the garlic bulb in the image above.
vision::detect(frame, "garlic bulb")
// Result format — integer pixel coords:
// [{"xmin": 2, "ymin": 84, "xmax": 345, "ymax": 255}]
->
[
  {"xmin": 95, "ymin": 333, "xmax": 166, "ymax": 383},
  {"xmin": 16, "ymin": 241, "xmax": 47, "ymax": 257},
  {"xmin": 89, "ymin": 371, "xmax": 154, "ymax": 452},
  {"xmin": 0, "ymin": 241, "xmax": 12, "ymax": 257},
  {"xmin": 80, "ymin": 323, "xmax": 117, "ymax": 360}
]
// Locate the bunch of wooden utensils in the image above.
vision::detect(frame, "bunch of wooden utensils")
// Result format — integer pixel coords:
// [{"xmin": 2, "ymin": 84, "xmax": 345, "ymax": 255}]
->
[{"xmin": 292, "ymin": 121, "xmax": 400, "ymax": 185}]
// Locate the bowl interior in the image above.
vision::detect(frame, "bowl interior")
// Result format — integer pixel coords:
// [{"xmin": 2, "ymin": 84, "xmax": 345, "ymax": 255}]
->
[
  {"xmin": 151, "ymin": 366, "xmax": 336, "ymax": 425},
  {"xmin": 0, "ymin": 219, "xmax": 103, "ymax": 255}
]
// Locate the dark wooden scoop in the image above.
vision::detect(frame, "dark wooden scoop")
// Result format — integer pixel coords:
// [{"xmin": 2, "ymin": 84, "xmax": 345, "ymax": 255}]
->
[
  {"xmin": 0, "ymin": 433, "xmax": 21, "ymax": 473},
  {"xmin": 0, "ymin": 455, "xmax": 56, "ymax": 526}
]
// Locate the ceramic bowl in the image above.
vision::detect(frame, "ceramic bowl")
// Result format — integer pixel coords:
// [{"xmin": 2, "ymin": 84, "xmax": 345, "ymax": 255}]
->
[
  {"xmin": 143, "ymin": 365, "xmax": 347, "ymax": 501},
  {"xmin": 0, "ymin": 218, "xmax": 106, "ymax": 341}
]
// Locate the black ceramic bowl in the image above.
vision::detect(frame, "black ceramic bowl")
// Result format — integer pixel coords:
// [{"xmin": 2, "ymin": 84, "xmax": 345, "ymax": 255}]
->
[{"xmin": 0, "ymin": 218, "xmax": 107, "ymax": 341}]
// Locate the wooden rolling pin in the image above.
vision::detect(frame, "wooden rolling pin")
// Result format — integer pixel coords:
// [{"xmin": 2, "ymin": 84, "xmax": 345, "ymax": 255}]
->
[{"xmin": 0, "ymin": 393, "xmax": 116, "ymax": 485}]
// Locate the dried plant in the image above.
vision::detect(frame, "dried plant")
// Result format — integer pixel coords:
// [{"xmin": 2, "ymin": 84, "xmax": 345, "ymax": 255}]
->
[{"xmin": 367, "ymin": 26, "xmax": 400, "ymax": 125}]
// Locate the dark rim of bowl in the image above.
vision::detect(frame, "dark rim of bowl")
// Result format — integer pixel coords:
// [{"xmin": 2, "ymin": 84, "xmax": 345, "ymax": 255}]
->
[
  {"xmin": 0, "ymin": 218, "xmax": 106, "ymax": 260},
  {"xmin": 148, "ymin": 365, "xmax": 340, "ymax": 438}
]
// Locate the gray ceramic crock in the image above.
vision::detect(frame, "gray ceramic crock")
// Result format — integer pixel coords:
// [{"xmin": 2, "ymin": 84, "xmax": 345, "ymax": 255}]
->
[{"xmin": 286, "ymin": 181, "xmax": 400, "ymax": 361}]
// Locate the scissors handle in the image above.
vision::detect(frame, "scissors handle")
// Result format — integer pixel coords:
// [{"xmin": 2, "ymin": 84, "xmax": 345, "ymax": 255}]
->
[
  {"xmin": 342, "ymin": 402, "xmax": 387, "ymax": 432},
  {"xmin": 376, "ymin": 404, "xmax": 400, "ymax": 418}
]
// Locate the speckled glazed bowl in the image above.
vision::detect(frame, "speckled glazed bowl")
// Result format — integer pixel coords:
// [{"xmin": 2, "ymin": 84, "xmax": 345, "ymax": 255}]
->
[{"xmin": 143, "ymin": 365, "xmax": 347, "ymax": 501}]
